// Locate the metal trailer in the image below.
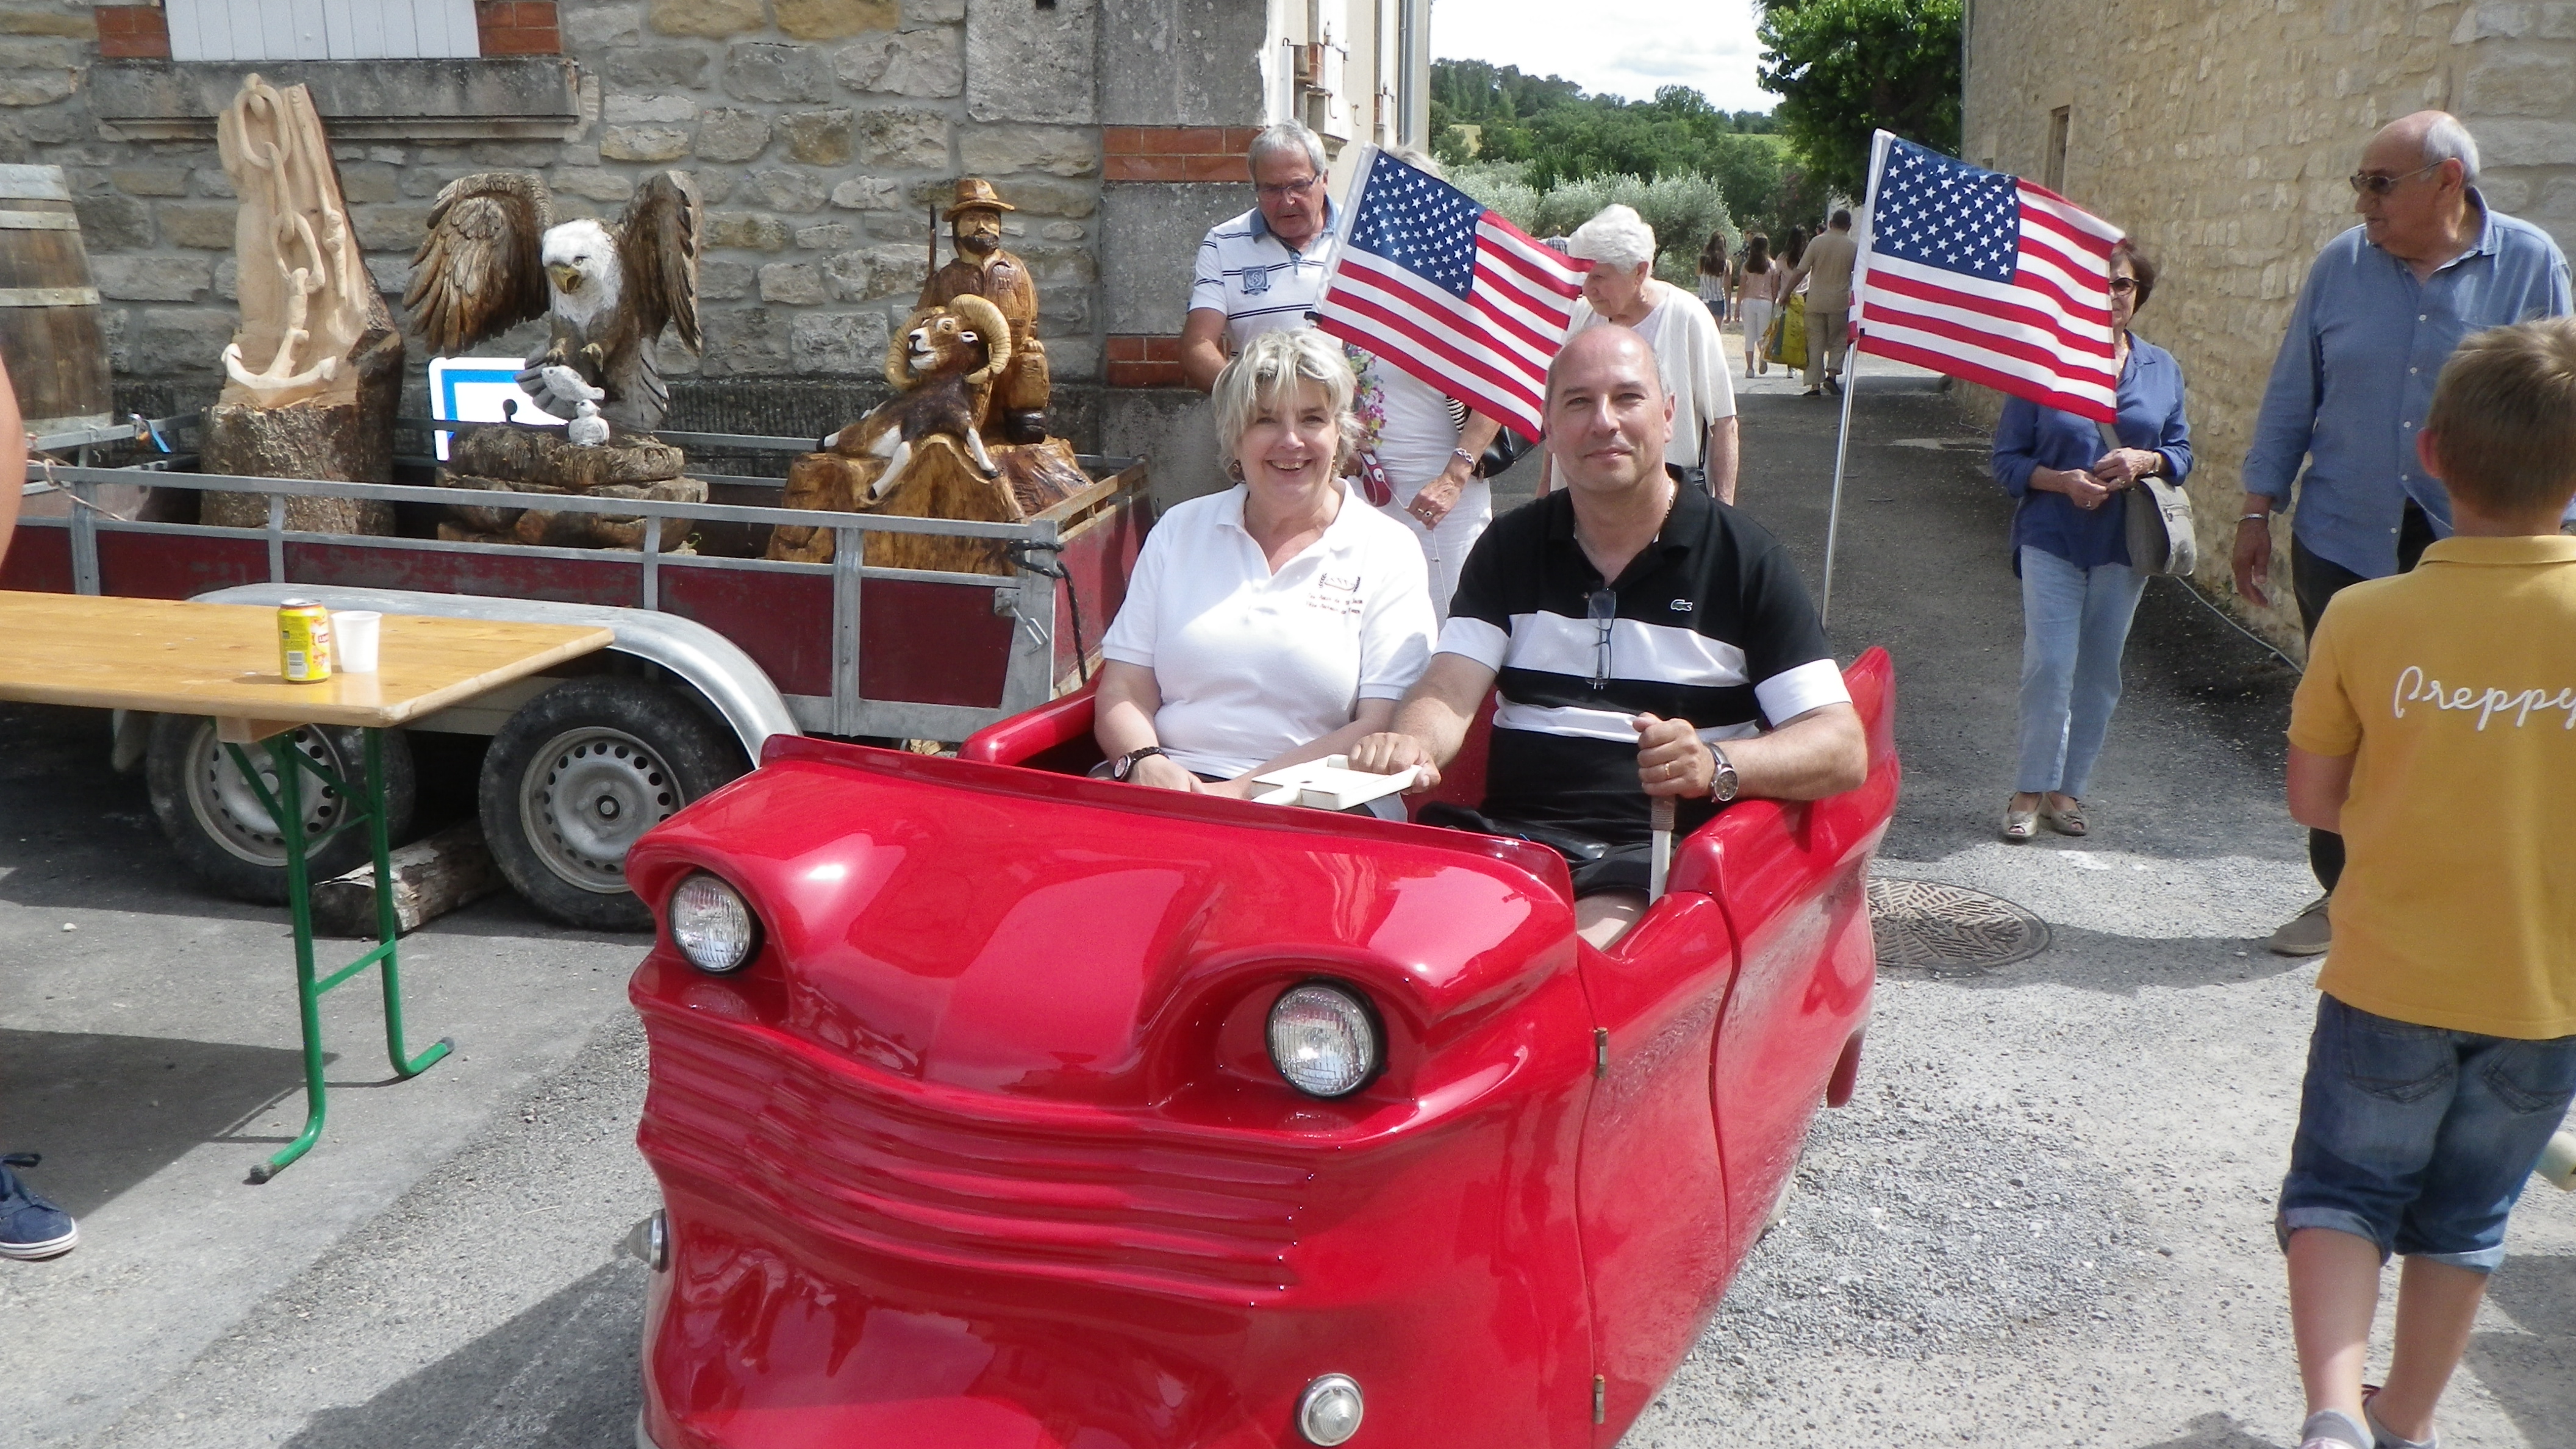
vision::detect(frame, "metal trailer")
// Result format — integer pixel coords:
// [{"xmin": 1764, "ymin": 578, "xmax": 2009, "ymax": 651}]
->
[{"xmin": 3, "ymin": 414, "xmax": 1150, "ymax": 929}]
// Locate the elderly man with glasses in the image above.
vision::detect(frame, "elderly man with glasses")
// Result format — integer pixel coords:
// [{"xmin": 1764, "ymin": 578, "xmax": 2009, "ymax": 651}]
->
[
  {"xmin": 1179, "ymin": 121, "xmax": 1341, "ymax": 393},
  {"xmin": 2237, "ymin": 111, "xmax": 2572, "ymax": 958},
  {"xmin": 1349, "ymin": 326, "xmax": 1867, "ymax": 948}
]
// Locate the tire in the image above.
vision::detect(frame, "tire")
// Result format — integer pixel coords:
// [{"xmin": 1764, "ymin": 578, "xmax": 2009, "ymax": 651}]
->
[
  {"xmin": 145, "ymin": 715, "xmax": 417, "ymax": 906},
  {"xmin": 478, "ymin": 677, "xmax": 748, "ymax": 932}
]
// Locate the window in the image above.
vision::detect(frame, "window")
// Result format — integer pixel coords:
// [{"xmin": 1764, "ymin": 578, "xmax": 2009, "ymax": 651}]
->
[
  {"xmin": 2044, "ymin": 106, "xmax": 2071, "ymax": 193},
  {"xmin": 166, "ymin": 0, "xmax": 481, "ymax": 62}
]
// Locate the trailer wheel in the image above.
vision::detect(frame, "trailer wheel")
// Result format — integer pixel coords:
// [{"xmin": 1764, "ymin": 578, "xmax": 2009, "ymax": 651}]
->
[
  {"xmin": 145, "ymin": 715, "xmax": 417, "ymax": 905},
  {"xmin": 479, "ymin": 678, "xmax": 746, "ymax": 931}
]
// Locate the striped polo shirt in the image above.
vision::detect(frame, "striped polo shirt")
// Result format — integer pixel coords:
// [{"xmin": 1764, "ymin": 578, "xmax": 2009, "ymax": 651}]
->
[
  {"xmin": 1187, "ymin": 202, "xmax": 1341, "ymax": 348},
  {"xmin": 1439, "ymin": 484, "xmax": 1850, "ymax": 843}
]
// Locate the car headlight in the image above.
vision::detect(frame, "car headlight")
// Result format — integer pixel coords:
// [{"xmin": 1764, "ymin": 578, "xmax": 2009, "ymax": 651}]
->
[
  {"xmin": 1296, "ymin": 1373, "xmax": 1364, "ymax": 1445},
  {"xmin": 668, "ymin": 872, "xmax": 759, "ymax": 973},
  {"xmin": 1266, "ymin": 983, "xmax": 1379, "ymax": 1098}
]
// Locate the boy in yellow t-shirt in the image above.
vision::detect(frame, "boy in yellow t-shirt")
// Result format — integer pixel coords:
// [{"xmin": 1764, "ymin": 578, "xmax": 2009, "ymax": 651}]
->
[{"xmin": 2276, "ymin": 318, "xmax": 2576, "ymax": 1449}]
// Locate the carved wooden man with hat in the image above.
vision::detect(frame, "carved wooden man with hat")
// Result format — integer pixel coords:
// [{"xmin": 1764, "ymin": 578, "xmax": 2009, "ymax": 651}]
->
[{"xmin": 917, "ymin": 176, "xmax": 1050, "ymax": 443}]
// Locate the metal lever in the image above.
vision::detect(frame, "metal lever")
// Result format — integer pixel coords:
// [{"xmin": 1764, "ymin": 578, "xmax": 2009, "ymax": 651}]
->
[{"xmin": 1648, "ymin": 795, "xmax": 1675, "ymax": 901}]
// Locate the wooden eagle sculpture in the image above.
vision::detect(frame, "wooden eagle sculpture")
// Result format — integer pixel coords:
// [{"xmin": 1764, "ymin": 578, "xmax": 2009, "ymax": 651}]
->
[{"xmin": 404, "ymin": 171, "xmax": 701, "ymax": 436}]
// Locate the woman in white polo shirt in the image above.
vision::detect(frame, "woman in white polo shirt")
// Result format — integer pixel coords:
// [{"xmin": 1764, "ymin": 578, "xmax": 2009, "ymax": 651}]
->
[{"xmin": 1094, "ymin": 328, "xmax": 1437, "ymax": 813}]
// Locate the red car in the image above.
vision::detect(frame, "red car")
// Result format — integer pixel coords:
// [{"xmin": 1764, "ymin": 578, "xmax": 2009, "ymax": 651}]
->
[{"xmin": 624, "ymin": 648, "xmax": 1900, "ymax": 1449}]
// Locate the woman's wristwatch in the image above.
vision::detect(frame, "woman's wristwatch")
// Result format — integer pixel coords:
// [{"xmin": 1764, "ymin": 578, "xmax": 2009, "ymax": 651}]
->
[{"xmin": 1109, "ymin": 745, "xmax": 1168, "ymax": 781}]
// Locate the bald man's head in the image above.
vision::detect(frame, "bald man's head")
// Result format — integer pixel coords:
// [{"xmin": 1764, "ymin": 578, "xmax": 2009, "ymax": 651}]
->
[
  {"xmin": 2356, "ymin": 110, "xmax": 2478, "ymax": 264},
  {"xmin": 1544, "ymin": 324, "xmax": 1673, "ymax": 495},
  {"xmin": 1546, "ymin": 326, "xmax": 1665, "ymax": 413}
]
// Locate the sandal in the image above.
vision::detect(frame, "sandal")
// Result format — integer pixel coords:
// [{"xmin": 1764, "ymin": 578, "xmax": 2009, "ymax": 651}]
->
[
  {"xmin": 2001, "ymin": 802, "xmax": 2038, "ymax": 842},
  {"xmin": 2041, "ymin": 798, "xmax": 2088, "ymax": 837}
]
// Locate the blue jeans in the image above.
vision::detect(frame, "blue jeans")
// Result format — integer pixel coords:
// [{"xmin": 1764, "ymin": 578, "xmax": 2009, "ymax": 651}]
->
[
  {"xmin": 2277, "ymin": 994, "xmax": 2576, "ymax": 1271},
  {"xmin": 2015, "ymin": 545, "xmax": 2147, "ymax": 796}
]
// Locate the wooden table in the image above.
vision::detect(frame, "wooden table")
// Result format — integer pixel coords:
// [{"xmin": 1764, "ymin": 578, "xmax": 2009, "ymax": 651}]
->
[{"xmin": 0, "ymin": 591, "xmax": 613, "ymax": 1179}]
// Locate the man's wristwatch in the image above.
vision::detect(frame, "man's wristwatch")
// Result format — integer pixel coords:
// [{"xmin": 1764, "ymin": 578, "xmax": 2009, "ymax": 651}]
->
[
  {"xmin": 1109, "ymin": 745, "xmax": 1168, "ymax": 781},
  {"xmin": 1707, "ymin": 742, "xmax": 1739, "ymax": 803}
]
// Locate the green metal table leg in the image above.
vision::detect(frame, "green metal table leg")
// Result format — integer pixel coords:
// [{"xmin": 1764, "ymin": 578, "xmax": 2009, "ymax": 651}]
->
[
  {"xmin": 249, "ymin": 731, "xmax": 329, "ymax": 1182},
  {"xmin": 229, "ymin": 727, "xmax": 451, "ymax": 1184},
  {"xmin": 363, "ymin": 729, "xmax": 453, "ymax": 1082}
]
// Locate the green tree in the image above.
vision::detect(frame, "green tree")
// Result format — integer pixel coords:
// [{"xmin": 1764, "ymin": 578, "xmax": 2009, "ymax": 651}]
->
[{"xmin": 1755, "ymin": 0, "xmax": 1961, "ymax": 198}]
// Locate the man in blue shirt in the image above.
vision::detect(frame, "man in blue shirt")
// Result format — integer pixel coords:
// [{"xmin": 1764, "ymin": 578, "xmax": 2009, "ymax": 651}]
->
[{"xmin": 2235, "ymin": 111, "xmax": 2572, "ymax": 957}]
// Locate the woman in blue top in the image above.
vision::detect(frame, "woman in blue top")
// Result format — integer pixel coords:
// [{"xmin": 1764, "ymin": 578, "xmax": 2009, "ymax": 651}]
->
[{"xmin": 1992, "ymin": 240, "xmax": 2192, "ymax": 840}]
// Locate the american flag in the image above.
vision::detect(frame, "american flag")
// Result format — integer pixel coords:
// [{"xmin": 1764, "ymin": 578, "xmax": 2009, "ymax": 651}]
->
[
  {"xmin": 1311, "ymin": 148, "xmax": 1586, "ymax": 438},
  {"xmin": 1853, "ymin": 135, "xmax": 2123, "ymax": 421}
]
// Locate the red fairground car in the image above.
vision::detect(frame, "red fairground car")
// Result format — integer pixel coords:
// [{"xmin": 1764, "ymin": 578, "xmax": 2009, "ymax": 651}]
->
[{"xmin": 624, "ymin": 648, "xmax": 1899, "ymax": 1449}]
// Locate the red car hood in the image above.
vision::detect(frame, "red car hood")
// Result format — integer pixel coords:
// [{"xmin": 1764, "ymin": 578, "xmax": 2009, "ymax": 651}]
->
[{"xmin": 625, "ymin": 737, "xmax": 1579, "ymax": 1111}]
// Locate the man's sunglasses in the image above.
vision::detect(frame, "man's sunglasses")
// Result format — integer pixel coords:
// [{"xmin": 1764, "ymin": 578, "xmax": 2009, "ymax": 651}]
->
[
  {"xmin": 1587, "ymin": 588, "xmax": 1617, "ymax": 689},
  {"xmin": 2348, "ymin": 161, "xmax": 2444, "ymax": 196}
]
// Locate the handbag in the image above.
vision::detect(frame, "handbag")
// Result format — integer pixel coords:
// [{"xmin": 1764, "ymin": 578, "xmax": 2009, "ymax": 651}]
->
[
  {"xmin": 2097, "ymin": 420, "xmax": 2195, "ymax": 576},
  {"xmin": 1474, "ymin": 428, "xmax": 1535, "ymax": 479}
]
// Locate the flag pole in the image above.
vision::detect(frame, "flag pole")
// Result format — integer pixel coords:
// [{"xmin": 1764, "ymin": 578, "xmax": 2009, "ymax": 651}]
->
[{"xmin": 1819, "ymin": 132, "xmax": 1896, "ymax": 632}]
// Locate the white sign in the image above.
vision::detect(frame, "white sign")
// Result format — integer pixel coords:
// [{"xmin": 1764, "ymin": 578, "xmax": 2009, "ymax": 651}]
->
[{"xmin": 427, "ymin": 356, "xmax": 562, "ymax": 462}]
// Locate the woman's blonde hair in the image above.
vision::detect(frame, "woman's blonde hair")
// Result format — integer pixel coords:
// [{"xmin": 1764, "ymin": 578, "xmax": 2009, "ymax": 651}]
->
[{"xmin": 1211, "ymin": 327, "xmax": 1357, "ymax": 473}]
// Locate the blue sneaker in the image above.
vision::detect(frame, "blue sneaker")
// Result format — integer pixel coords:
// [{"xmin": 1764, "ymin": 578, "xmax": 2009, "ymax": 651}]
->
[{"xmin": 0, "ymin": 1153, "xmax": 77, "ymax": 1259}]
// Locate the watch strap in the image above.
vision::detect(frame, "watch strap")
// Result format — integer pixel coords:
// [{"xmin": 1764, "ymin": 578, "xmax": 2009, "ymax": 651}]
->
[{"xmin": 1112, "ymin": 745, "xmax": 1168, "ymax": 781}]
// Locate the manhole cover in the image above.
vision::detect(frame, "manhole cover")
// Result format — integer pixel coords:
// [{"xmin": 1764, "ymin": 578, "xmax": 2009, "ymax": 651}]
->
[{"xmin": 1868, "ymin": 878, "xmax": 2050, "ymax": 972}]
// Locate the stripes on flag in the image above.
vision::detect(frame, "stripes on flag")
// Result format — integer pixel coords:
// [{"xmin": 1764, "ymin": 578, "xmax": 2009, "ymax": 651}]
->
[
  {"xmin": 1311, "ymin": 148, "xmax": 1586, "ymax": 439},
  {"xmin": 1852, "ymin": 135, "xmax": 2123, "ymax": 421}
]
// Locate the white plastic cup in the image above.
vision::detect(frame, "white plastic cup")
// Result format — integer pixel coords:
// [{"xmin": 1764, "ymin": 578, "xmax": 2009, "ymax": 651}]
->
[
  {"xmin": 333, "ymin": 610, "xmax": 382, "ymax": 673},
  {"xmin": 2539, "ymin": 1129, "xmax": 2576, "ymax": 1192}
]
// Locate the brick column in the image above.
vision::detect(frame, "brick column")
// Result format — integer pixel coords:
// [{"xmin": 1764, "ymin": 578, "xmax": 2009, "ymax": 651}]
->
[
  {"xmin": 475, "ymin": 2, "xmax": 561, "ymax": 57},
  {"xmin": 97, "ymin": 4, "xmax": 170, "ymax": 60}
]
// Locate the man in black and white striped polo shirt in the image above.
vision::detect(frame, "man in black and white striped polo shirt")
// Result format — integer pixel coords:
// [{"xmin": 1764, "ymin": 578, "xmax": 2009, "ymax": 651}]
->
[{"xmin": 1354, "ymin": 326, "xmax": 1869, "ymax": 945}]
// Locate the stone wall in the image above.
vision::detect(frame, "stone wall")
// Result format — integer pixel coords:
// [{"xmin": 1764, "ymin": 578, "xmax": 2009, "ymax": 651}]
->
[
  {"xmin": 0, "ymin": 0, "xmax": 1117, "ymax": 447},
  {"xmin": 1961, "ymin": 0, "xmax": 2575, "ymax": 651}
]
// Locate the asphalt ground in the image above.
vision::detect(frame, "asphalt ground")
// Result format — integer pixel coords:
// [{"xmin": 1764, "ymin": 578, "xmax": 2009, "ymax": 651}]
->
[{"xmin": 4, "ymin": 346, "xmax": 2570, "ymax": 1448}]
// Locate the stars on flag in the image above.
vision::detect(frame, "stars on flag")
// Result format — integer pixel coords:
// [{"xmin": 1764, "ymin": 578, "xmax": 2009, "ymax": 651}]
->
[
  {"xmin": 1873, "ymin": 143, "xmax": 2020, "ymax": 284},
  {"xmin": 1346, "ymin": 157, "xmax": 1485, "ymax": 298}
]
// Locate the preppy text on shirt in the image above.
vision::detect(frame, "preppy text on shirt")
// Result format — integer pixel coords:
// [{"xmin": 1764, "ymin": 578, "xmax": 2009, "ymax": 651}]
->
[{"xmin": 2391, "ymin": 665, "xmax": 2576, "ymax": 730}]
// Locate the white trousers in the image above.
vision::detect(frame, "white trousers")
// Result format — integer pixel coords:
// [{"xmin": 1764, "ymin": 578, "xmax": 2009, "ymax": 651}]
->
[{"xmin": 1377, "ymin": 478, "xmax": 1491, "ymax": 622}]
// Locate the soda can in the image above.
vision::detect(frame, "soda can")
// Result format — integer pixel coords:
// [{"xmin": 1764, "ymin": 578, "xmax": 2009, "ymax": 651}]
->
[{"xmin": 278, "ymin": 599, "xmax": 334, "ymax": 683}]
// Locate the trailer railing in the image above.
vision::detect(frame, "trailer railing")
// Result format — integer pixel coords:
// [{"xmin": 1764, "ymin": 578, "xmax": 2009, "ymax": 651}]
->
[{"xmin": 15, "ymin": 418, "xmax": 1146, "ymax": 740}]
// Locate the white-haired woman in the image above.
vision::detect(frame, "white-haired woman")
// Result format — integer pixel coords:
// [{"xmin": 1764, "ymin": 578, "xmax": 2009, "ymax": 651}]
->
[
  {"xmin": 1094, "ymin": 327, "xmax": 1437, "ymax": 814},
  {"xmin": 1545, "ymin": 204, "xmax": 1740, "ymax": 503}
]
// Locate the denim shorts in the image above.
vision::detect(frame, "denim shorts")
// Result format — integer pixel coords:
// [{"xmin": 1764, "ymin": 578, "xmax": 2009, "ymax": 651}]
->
[{"xmin": 2277, "ymin": 993, "xmax": 2576, "ymax": 1272}]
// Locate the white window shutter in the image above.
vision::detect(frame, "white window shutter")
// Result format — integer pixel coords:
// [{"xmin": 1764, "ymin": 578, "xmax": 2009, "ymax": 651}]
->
[{"xmin": 168, "ymin": 0, "xmax": 482, "ymax": 61}]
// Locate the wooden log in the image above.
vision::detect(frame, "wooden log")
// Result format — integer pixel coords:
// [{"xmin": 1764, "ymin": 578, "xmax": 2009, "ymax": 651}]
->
[
  {"xmin": 764, "ymin": 436, "xmax": 1089, "ymax": 573},
  {"xmin": 312, "ymin": 820, "xmax": 505, "ymax": 939},
  {"xmin": 440, "ymin": 471, "xmax": 704, "ymax": 550},
  {"xmin": 449, "ymin": 425, "xmax": 686, "ymax": 488},
  {"xmin": 197, "ymin": 326, "xmax": 405, "ymax": 535}
]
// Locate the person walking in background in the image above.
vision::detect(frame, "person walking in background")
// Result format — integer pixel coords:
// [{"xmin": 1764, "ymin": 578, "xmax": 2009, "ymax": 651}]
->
[
  {"xmin": 1550, "ymin": 206, "xmax": 1739, "ymax": 502},
  {"xmin": 2235, "ymin": 110, "xmax": 2571, "ymax": 956},
  {"xmin": 1736, "ymin": 233, "xmax": 1780, "ymax": 377},
  {"xmin": 2274, "ymin": 318, "xmax": 2576, "ymax": 1449},
  {"xmin": 1786, "ymin": 209, "xmax": 1859, "ymax": 397},
  {"xmin": 1696, "ymin": 231, "xmax": 1731, "ymax": 328},
  {"xmin": 1178, "ymin": 122, "xmax": 1340, "ymax": 393},
  {"xmin": 0, "ymin": 351, "xmax": 65, "ymax": 1264},
  {"xmin": 1994, "ymin": 242, "xmax": 2191, "ymax": 842}
]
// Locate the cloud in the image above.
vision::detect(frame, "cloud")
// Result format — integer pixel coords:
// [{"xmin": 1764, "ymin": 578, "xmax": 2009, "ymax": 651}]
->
[{"xmin": 1432, "ymin": 0, "xmax": 1772, "ymax": 113}]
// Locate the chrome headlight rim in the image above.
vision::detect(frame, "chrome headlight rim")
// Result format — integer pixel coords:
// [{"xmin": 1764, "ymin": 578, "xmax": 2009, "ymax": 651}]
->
[
  {"xmin": 1265, "ymin": 979, "xmax": 1384, "ymax": 1100},
  {"xmin": 1295, "ymin": 1372, "xmax": 1365, "ymax": 1445},
  {"xmin": 667, "ymin": 870, "xmax": 761, "ymax": 974}
]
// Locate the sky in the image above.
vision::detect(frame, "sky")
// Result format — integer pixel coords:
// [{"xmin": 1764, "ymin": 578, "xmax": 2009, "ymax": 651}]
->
[{"xmin": 1428, "ymin": 0, "xmax": 1772, "ymax": 114}]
